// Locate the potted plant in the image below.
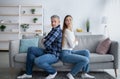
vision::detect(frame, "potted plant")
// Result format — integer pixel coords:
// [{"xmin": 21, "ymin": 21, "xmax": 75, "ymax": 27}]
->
[
  {"xmin": 31, "ymin": 9, "xmax": 36, "ymax": 14},
  {"xmin": 0, "ymin": 25, "xmax": 6, "ymax": 31},
  {"xmin": 21, "ymin": 24, "xmax": 29, "ymax": 32},
  {"xmin": 33, "ymin": 18, "xmax": 38, "ymax": 23},
  {"xmin": 86, "ymin": 19, "xmax": 90, "ymax": 32}
]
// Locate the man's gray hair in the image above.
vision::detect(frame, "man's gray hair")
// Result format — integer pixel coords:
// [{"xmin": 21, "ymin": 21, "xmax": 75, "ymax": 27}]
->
[{"xmin": 51, "ymin": 15, "xmax": 60, "ymax": 19}]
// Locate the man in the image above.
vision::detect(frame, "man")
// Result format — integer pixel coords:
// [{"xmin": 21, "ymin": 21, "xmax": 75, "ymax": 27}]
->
[{"xmin": 17, "ymin": 15, "xmax": 62, "ymax": 79}]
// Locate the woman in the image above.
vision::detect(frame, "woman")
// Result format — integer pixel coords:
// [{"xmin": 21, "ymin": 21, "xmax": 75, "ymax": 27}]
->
[{"xmin": 60, "ymin": 15, "xmax": 95, "ymax": 79}]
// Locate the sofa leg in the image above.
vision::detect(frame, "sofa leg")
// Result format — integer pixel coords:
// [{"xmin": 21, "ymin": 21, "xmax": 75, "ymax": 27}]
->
[
  {"xmin": 9, "ymin": 67, "xmax": 22, "ymax": 79},
  {"xmin": 9, "ymin": 67, "xmax": 15, "ymax": 79},
  {"xmin": 114, "ymin": 69, "xmax": 117, "ymax": 77}
]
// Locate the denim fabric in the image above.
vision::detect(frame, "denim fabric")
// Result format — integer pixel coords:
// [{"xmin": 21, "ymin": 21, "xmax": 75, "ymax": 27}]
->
[
  {"xmin": 26, "ymin": 47, "xmax": 58, "ymax": 75},
  {"xmin": 60, "ymin": 50, "xmax": 90, "ymax": 76},
  {"xmin": 34, "ymin": 54, "xmax": 58, "ymax": 74}
]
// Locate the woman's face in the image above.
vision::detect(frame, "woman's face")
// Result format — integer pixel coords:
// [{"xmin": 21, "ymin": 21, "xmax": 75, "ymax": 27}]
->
[{"xmin": 65, "ymin": 16, "xmax": 72, "ymax": 27}]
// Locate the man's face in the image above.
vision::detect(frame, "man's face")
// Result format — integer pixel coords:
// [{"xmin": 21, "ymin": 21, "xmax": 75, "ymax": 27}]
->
[{"xmin": 51, "ymin": 18, "xmax": 60, "ymax": 28}]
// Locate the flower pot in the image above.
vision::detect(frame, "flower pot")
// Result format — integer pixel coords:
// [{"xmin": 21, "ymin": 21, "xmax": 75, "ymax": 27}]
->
[
  {"xmin": 87, "ymin": 27, "xmax": 90, "ymax": 32},
  {"xmin": 1, "ymin": 29, "xmax": 5, "ymax": 31},
  {"xmin": 33, "ymin": 20, "xmax": 37, "ymax": 23},
  {"xmin": 86, "ymin": 19, "xmax": 90, "ymax": 32},
  {"xmin": 32, "ymin": 12, "xmax": 35, "ymax": 14},
  {"xmin": 23, "ymin": 29, "xmax": 27, "ymax": 32}
]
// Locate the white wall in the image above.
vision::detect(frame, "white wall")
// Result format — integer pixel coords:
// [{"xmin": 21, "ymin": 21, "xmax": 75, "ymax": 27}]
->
[
  {"xmin": 0, "ymin": 0, "xmax": 120, "ymax": 42},
  {"xmin": 0, "ymin": 0, "xmax": 106, "ymax": 33},
  {"xmin": 103, "ymin": 0, "xmax": 120, "ymax": 41},
  {"xmin": 102, "ymin": 0, "xmax": 120, "ymax": 69}
]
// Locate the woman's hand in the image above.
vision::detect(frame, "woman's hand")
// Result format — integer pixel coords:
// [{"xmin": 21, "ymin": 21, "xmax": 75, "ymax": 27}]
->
[{"xmin": 75, "ymin": 38, "xmax": 78, "ymax": 45}]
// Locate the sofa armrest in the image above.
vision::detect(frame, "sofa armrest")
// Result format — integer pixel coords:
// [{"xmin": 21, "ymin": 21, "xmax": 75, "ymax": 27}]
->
[
  {"xmin": 9, "ymin": 40, "xmax": 20, "ymax": 68},
  {"xmin": 109, "ymin": 41, "xmax": 119, "ymax": 69}
]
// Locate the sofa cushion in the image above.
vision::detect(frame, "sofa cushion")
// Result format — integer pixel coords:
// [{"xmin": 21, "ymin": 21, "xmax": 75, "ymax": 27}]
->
[
  {"xmin": 90, "ymin": 53, "xmax": 114, "ymax": 63},
  {"xmin": 96, "ymin": 38, "xmax": 111, "ymax": 54},
  {"xmin": 22, "ymin": 35, "xmax": 45, "ymax": 49},
  {"xmin": 63, "ymin": 53, "xmax": 114, "ymax": 65},
  {"xmin": 15, "ymin": 53, "xmax": 114, "ymax": 67},
  {"xmin": 14, "ymin": 53, "xmax": 63, "ymax": 67},
  {"xmin": 14, "ymin": 53, "xmax": 27, "ymax": 63},
  {"xmin": 19, "ymin": 38, "xmax": 39, "ymax": 53}
]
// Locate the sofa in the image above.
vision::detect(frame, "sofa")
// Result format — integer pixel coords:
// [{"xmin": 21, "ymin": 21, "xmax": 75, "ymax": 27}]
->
[{"xmin": 9, "ymin": 35, "xmax": 119, "ymax": 77}]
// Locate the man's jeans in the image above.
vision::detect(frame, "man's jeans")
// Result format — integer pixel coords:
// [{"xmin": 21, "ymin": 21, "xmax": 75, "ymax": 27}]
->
[
  {"xmin": 60, "ymin": 50, "xmax": 90, "ymax": 76},
  {"xmin": 26, "ymin": 47, "xmax": 58, "ymax": 75}
]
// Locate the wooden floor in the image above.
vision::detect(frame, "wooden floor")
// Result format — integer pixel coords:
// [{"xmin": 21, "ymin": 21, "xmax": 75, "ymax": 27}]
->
[{"xmin": 0, "ymin": 68, "xmax": 19, "ymax": 79}]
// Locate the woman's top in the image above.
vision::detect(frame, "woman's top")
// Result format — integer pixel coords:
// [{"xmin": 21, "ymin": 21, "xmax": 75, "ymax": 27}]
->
[{"xmin": 62, "ymin": 29, "xmax": 78, "ymax": 50}]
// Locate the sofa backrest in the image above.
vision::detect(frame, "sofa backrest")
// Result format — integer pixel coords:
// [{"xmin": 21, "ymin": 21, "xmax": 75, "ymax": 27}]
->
[
  {"xmin": 38, "ymin": 35, "xmax": 105, "ymax": 53},
  {"xmin": 74, "ymin": 35, "xmax": 105, "ymax": 53}
]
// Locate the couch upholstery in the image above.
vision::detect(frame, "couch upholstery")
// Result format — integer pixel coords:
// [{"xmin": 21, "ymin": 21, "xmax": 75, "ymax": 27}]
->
[{"xmin": 9, "ymin": 35, "xmax": 119, "ymax": 72}]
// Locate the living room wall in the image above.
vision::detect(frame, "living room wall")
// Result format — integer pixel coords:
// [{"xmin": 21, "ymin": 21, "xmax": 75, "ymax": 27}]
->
[
  {"xmin": 0, "ymin": 0, "xmax": 120, "ymax": 42},
  {"xmin": 0, "ymin": 0, "xmax": 107, "ymax": 33}
]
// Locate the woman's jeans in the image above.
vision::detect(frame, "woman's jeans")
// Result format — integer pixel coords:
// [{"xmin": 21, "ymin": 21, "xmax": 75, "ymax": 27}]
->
[
  {"xmin": 60, "ymin": 50, "xmax": 90, "ymax": 76},
  {"xmin": 26, "ymin": 47, "xmax": 58, "ymax": 75}
]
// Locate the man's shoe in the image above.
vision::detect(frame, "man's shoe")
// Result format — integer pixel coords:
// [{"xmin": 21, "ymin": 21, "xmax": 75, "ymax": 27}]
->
[
  {"xmin": 45, "ymin": 72, "xmax": 57, "ymax": 79},
  {"xmin": 66, "ymin": 73, "xmax": 75, "ymax": 79},
  {"xmin": 81, "ymin": 73, "xmax": 95, "ymax": 79},
  {"xmin": 17, "ymin": 74, "xmax": 32, "ymax": 79}
]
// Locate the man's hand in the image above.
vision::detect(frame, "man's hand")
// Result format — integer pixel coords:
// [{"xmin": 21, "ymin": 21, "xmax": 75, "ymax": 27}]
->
[{"xmin": 41, "ymin": 38, "xmax": 46, "ymax": 43}]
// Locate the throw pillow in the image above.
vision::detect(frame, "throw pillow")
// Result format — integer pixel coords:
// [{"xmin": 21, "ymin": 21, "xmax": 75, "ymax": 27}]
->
[
  {"xmin": 96, "ymin": 38, "xmax": 111, "ymax": 54},
  {"xmin": 19, "ymin": 38, "xmax": 39, "ymax": 53}
]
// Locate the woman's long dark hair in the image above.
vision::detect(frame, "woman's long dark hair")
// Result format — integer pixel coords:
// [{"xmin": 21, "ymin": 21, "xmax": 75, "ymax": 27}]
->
[{"xmin": 62, "ymin": 15, "xmax": 73, "ymax": 47}]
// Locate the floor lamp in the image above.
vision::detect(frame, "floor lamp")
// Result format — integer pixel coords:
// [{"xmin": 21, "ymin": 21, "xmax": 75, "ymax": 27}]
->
[{"xmin": 101, "ymin": 16, "xmax": 109, "ymax": 38}]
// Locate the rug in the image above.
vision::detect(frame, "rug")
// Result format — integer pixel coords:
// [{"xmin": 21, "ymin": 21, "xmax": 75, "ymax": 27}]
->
[{"xmin": 18, "ymin": 71, "xmax": 115, "ymax": 79}]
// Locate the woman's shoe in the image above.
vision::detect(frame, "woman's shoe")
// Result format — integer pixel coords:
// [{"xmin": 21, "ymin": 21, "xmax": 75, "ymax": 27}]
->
[
  {"xmin": 67, "ymin": 73, "xmax": 75, "ymax": 79},
  {"xmin": 45, "ymin": 72, "xmax": 57, "ymax": 79},
  {"xmin": 17, "ymin": 74, "xmax": 32, "ymax": 78},
  {"xmin": 81, "ymin": 73, "xmax": 95, "ymax": 78}
]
